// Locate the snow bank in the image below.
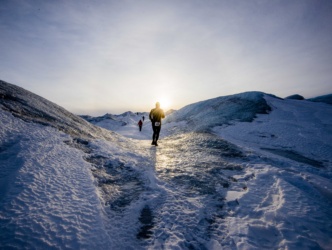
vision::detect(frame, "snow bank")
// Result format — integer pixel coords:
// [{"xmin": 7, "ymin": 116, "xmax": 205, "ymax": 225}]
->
[
  {"xmin": 0, "ymin": 110, "xmax": 111, "ymax": 249},
  {"xmin": 213, "ymin": 95, "xmax": 332, "ymax": 249},
  {"xmin": 214, "ymin": 95, "xmax": 332, "ymax": 169},
  {"xmin": 163, "ymin": 91, "xmax": 272, "ymax": 134}
]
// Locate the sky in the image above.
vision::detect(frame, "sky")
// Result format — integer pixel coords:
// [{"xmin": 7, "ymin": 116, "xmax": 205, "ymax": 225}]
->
[{"xmin": 1, "ymin": 0, "xmax": 332, "ymax": 115}]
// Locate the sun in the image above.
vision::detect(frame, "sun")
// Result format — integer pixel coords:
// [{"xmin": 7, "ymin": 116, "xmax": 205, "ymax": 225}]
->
[{"xmin": 158, "ymin": 97, "xmax": 171, "ymax": 110}]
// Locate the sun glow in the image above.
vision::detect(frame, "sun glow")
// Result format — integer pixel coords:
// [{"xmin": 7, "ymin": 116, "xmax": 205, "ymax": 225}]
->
[{"xmin": 158, "ymin": 97, "xmax": 172, "ymax": 111}]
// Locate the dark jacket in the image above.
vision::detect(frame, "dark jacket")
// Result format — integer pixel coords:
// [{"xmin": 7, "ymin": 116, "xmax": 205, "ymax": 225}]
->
[{"xmin": 149, "ymin": 108, "xmax": 165, "ymax": 123}]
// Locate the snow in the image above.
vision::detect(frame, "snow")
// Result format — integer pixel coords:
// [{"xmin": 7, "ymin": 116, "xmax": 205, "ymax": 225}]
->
[
  {"xmin": 213, "ymin": 95, "xmax": 332, "ymax": 169},
  {"xmin": 1, "ymin": 80, "xmax": 332, "ymax": 249},
  {"xmin": 212, "ymin": 95, "xmax": 332, "ymax": 249},
  {"xmin": 81, "ymin": 112, "xmax": 152, "ymax": 140},
  {"xmin": 0, "ymin": 110, "xmax": 111, "ymax": 249},
  {"xmin": 308, "ymin": 93, "xmax": 332, "ymax": 105},
  {"xmin": 163, "ymin": 92, "xmax": 272, "ymax": 134}
]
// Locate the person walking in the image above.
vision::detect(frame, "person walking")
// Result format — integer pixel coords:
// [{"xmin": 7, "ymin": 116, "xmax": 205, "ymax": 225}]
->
[
  {"xmin": 138, "ymin": 119, "xmax": 143, "ymax": 131},
  {"xmin": 149, "ymin": 102, "xmax": 165, "ymax": 146}
]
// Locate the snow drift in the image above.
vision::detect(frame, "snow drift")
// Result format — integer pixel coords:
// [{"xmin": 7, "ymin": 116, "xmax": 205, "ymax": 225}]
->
[{"xmin": 163, "ymin": 92, "xmax": 272, "ymax": 133}]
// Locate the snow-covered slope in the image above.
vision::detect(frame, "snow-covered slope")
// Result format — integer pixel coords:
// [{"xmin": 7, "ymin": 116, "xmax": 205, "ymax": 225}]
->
[
  {"xmin": 214, "ymin": 95, "xmax": 332, "ymax": 168},
  {"xmin": 163, "ymin": 91, "xmax": 272, "ymax": 134},
  {"xmin": 212, "ymin": 95, "xmax": 332, "ymax": 249},
  {"xmin": 308, "ymin": 93, "xmax": 332, "ymax": 105},
  {"xmin": 0, "ymin": 109, "xmax": 112, "ymax": 248},
  {"xmin": 81, "ymin": 111, "xmax": 151, "ymax": 140},
  {"xmin": 0, "ymin": 80, "xmax": 115, "ymax": 140},
  {"xmin": 1, "ymin": 80, "xmax": 332, "ymax": 249},
  {"xmin": 0, "ymin": 80, "xmax": 138, "ymax": 248}
]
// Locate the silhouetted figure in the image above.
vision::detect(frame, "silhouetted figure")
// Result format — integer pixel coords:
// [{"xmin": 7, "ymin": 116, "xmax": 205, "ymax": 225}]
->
[
  {"xmin": 142, "ymin": 116, "xmax": 145, "ymax": 121},
  {"xmin": 149, "ymin": 102, "xmax": 165, "ymax": 146},
  {"xmin": 138, "ymin": 119, "xmax": 143, "ymax": 131}
]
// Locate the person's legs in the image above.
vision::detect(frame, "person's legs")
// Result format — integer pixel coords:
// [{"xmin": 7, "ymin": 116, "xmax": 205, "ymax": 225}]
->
[
  {"xmin": 151, "ymin": 124, "xmax": 161, "ymax": 145},
  {"xmin": 155, "ymin": 126, "xmax": 161, "ymax": 142},
  {"xmin": 153, "ymin": 126, "xmax": 161, "ymax": 146},
  {"xmin": 152, "ymin": 124, "xmax": 156, "ymax": 144}
]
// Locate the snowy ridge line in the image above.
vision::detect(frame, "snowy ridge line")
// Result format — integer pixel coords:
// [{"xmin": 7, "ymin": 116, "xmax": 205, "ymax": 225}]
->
[
  {"xmin": 163, "ymin": 91, "xmax": 273, "ymax": 134},
  {"xmin": 0, "ymin": 80, "xmax": 115, "ymax": 140}
]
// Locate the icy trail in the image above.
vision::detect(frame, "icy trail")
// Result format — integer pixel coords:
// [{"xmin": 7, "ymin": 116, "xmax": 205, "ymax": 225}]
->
[
  {"xmin": 99, "ymin": 96, "xmax": 332, "ymax": 249},
  {"xmin": 88, "ymin": 127, "xmax": 332, "ymax": 248},
  {"xmin": 83, "ymin": 132, "xmax": 246, "ymax": 249}
]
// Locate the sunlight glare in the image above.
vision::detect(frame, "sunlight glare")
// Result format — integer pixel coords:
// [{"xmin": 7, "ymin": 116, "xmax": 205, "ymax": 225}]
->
[{"xmin": 158, "ymin": 97, "xmax": 171, "ymax": 110}]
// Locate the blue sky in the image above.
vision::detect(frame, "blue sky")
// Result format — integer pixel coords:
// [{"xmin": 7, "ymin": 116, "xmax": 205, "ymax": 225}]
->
[{"xmin": 1, "ymin": 0, "xmax": 332, "ymax": 115}]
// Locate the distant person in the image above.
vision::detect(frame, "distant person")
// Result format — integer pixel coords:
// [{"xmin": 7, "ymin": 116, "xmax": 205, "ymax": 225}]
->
[
  {"xmin": 138, "ymin": 119, "xmax": 143, "ymax": 131},
  {"xmin": 142, "ymin": 116, "xmax": 145, "ymax": 121},
  {"xmin": 149, "ymin": 102, "xmax": 165, "ymax": 146}
]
